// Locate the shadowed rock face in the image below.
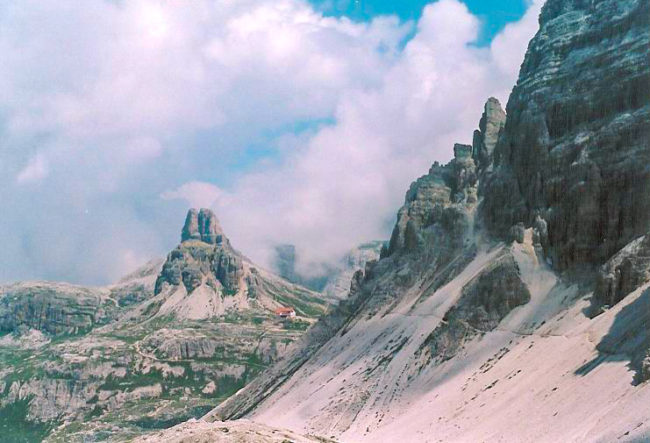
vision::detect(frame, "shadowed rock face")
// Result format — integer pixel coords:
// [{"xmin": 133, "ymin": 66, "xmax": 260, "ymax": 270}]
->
[
  {"xmin": 472, "ymin": 97, "xmax": 506, "ymax": 169},
  {"xmin": 481, "ymin": 0, "xmax": 650, "ymax": 271},
  {"xmin": 420, "ymin": 252, "xmax": 530, "ymax": 365},
  {"xmin": 591, "ymin": 233, "xmax": 650, "ymax": 314},
  {"xmin": 213, "ymin": 248, "xmax": 244, "ymax": 294}
]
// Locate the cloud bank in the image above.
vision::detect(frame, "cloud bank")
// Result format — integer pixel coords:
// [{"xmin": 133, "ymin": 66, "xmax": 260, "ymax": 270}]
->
[{"xmin": 0, "ymin": 0, "xmax": 543, "ymax": 284}]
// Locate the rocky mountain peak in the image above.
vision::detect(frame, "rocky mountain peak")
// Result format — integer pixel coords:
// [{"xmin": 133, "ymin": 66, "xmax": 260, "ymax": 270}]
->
[
  {"xmin": 156, "ymin": 208, "xmax": 244, "ymax": 299},
  {"xmin": 181, "ymin": 208, "xmax": 225, "ymax": 244},
  {"xmin": 472, "ymin": 97, "xmax": 506, "ymax": 168},
  {"xmin": 154, "ymin": 209, "xmax": 330, "ymax": 321},
  {"xmin": 385, "ymin": 98, "xmax": 498, "ymax": 257}
]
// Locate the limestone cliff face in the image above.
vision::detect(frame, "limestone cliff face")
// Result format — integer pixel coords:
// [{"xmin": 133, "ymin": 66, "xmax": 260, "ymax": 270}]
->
[
  {"xmin": 0, "ymin": 283, "xmax": 108, "ymax": 335},
  {"xmin": 481, "ymin": 0, "xmax": 650, "ymax": 271},
  {"xmin": 387, "ymin": 142, "xmax": 479, "ymax": 260}
]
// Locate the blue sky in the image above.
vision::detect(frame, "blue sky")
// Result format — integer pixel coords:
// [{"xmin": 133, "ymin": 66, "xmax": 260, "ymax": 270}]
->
[
  {"xmin": 0, "ymin": 0, "xmax": 543, "ymax": 285},
  {"xmin": 311, "ymin": 0, "xmax": 528, "ymax": 45}
]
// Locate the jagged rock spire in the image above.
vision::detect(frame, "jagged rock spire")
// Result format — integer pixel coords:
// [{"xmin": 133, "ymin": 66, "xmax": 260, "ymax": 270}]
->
[
  {"xmin": 157, "ymin": 208, "xmax": 242, "ymax": 296},
  {"xmin": 472, "ymin": 97, "xmax": 506, "ymax": 169},
  {"xmin": 181, "ymin": 208, "xmax": 224, "ymax": 244}
]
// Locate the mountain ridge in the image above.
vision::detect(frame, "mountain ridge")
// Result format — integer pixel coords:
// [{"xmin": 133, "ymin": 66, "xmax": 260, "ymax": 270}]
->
[{"xmin": 201, "ymin": 0, "xmax": 650, "ymax": 440}]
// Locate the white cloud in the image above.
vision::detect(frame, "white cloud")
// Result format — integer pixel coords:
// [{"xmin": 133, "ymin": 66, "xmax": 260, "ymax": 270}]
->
[
  {"xmin": 161, "ymin": 182, "xmax": 228, "ymax": 209},
  {"xmin": 0, "ymin": 0, "xmax": 543, "ymax": 284},
  {"xmin": 491, "ymin": 0, "xmax": 545, "ymax": 78},
  {"xmin": 121, "ymin": 137, "xmax": 163, "ymax": 163},
  {"xmin": 16, "ymin": 153, "xmax": 49, "ymax": 184},
  {"xmin": 0, "ymin": 0, "xmax": 407, "ymax": 144},
  {"xmin": 206, "ymin": 0, "xmax": 544, "ymax": 272}
]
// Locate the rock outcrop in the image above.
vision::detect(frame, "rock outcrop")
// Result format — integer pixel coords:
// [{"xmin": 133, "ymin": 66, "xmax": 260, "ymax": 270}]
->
[
  {"xmin": 592, "ymin": 233, "xmax": 650, "ymax": 314},
  {"xmin": 156, "ymin": 209, "xmax": 244, "ymax": 295},
  {"xmin": 420, "ymin": 251, "xmax": 530, "ymax": 365},
  {"xmin": 481, "ymin": 0, "xmax": 650, "ymax": 272},
  {"xmin": 642, "ymin": 354, "xmax": 650, "ymax": 383},
  {"xmin": 387, "ymin": 139, "xmax": 479, "ymax": 259},
  {"xmin": 472, "ymin": 97, "xmax": 506, "ymax": 169},
  {"xmin": 154, "ymin": 209, "xmax": 329, "ymax": 321},
  {"xmin": 0, "ymin": 283, "xmax": 110, "ymax": 335},
  {"xmin": 181, "ymin": 208, "xmax": 224, "ymax": 244}
]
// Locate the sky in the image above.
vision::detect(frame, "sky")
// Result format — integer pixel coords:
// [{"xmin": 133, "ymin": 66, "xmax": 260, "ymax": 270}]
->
[
  {"xmin": 311, "ymin": 0, "xmax": 529, "ymax": 44},
  {"xmin": 0, "ymin": 0, "xmax": 544, "ymax": 285}
]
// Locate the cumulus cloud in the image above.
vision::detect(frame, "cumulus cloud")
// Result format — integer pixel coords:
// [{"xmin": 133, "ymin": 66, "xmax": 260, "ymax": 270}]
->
[
  {"xmin": 491, "ymin": 0, "xmax": 544, "ymax": 77},
  {"xmin": 0, "ymin": 0, "xmax": 543, "ymax": 284},
  {"xmin": 203, "ymin": 0, "xmax": 545, "ymax": 273},
  {"xmin": 161, "ymin": 181, "xmax": 228, "ymax": 209}
]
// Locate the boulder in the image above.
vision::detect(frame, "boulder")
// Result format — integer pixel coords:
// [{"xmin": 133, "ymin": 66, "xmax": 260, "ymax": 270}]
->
[
  {"xmin": 642, "ymin": 354, "xmax": 650, "ymax": 383},
  {"xmin": 509, "ymin": 223, "xmax": 526, "ymax": 244}
]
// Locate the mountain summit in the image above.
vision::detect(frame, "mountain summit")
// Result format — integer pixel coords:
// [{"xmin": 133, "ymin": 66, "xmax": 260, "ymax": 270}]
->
[
  {"xmin": 154, "ymin": 208, "xmax": 329, "ymax": 320},
  {"xmin": 181, "ymin": 208, "xmax": 225, "ymax": 244}
]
